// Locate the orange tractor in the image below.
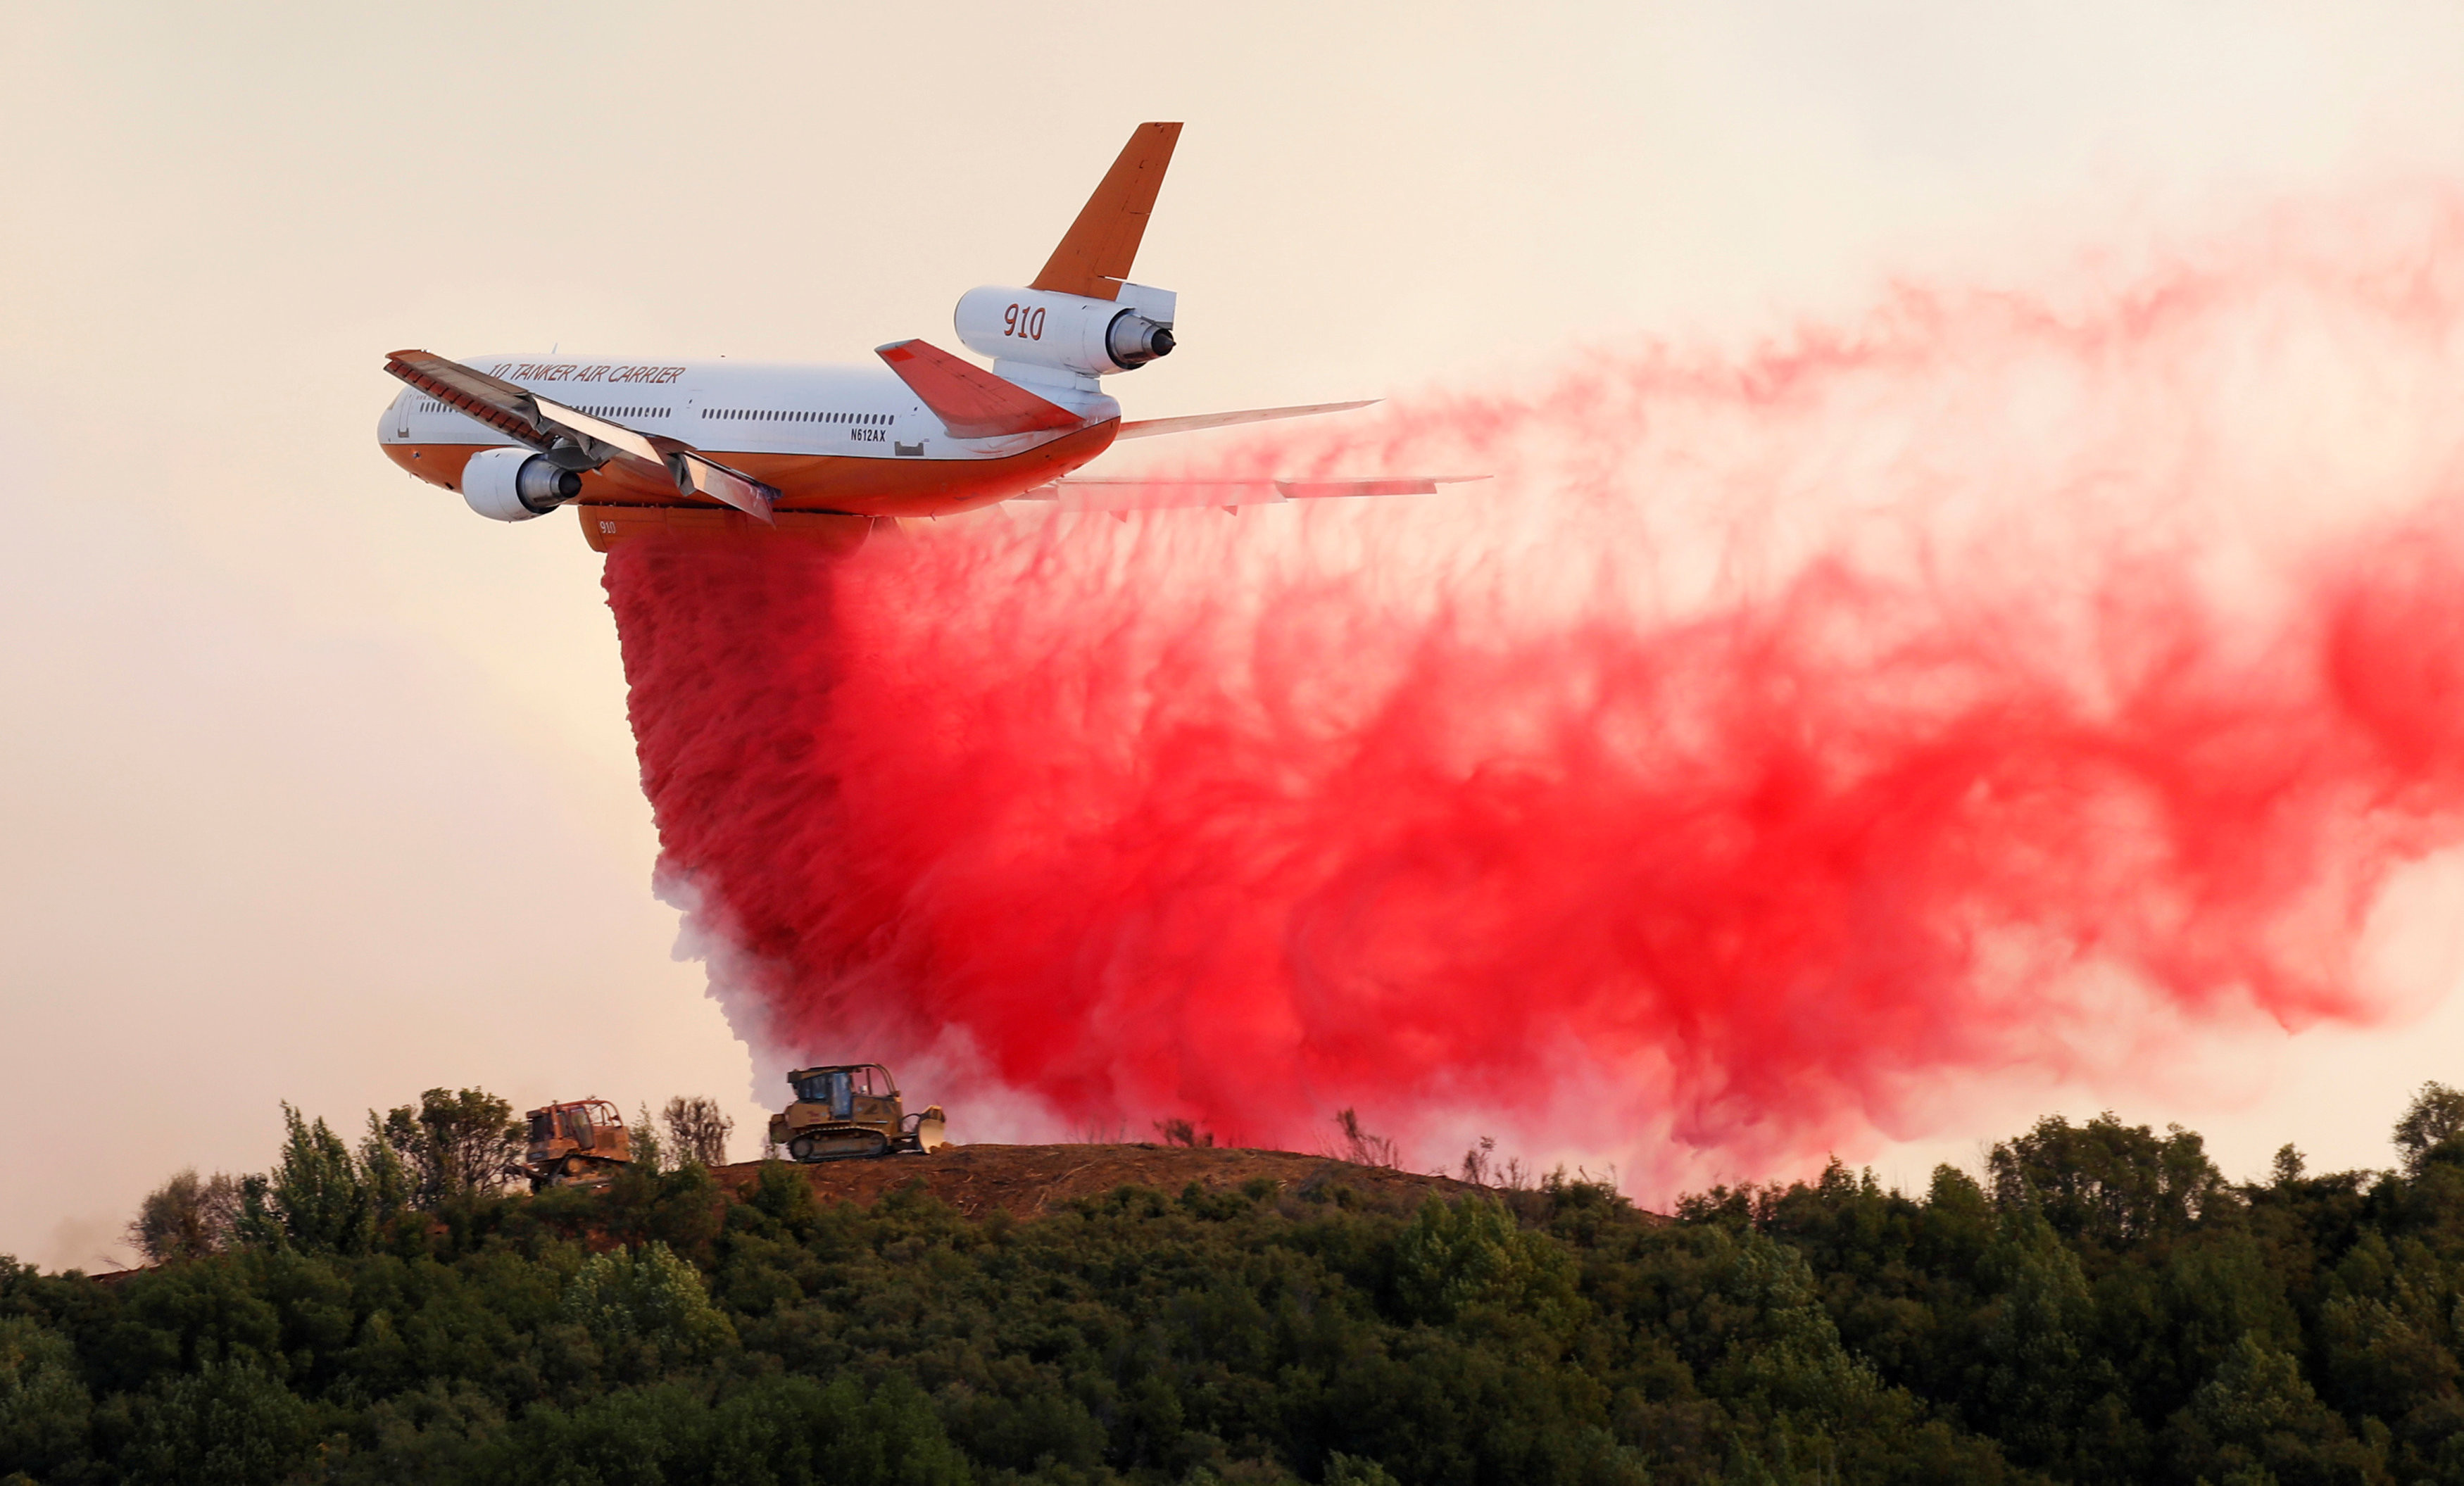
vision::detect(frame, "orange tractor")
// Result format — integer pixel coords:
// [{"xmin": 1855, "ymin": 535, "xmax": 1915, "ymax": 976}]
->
[{"xmin": 512, "ymin": 1098, "xmax": 634, "ymax": 1190}]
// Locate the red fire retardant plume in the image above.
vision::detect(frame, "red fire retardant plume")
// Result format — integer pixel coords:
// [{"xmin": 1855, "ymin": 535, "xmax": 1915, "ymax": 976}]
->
[{"xmin": 607, "ymin": 195, "xmax": 2464, "ymax": 1188}]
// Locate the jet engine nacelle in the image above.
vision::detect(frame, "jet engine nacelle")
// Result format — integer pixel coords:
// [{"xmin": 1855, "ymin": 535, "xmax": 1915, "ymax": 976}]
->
[
  {"xmin": 953, "ymin": 283, "xmax": 1177, "ymax": 377},
  {"xmin": 462, "ymin": 447, "xmax": 584, "ymax": 522}
]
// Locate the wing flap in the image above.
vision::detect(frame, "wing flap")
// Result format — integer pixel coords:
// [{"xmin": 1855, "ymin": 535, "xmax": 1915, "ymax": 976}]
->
[
  {"xmin": 530, "ymin": 396, "xmax": 668, "ymax": 469},
  {"xmin": 1018, "ymin": 474, "xmax": 1488, "ymax": 512},
  {"xmin": 670, "ymin": 451, "xmax": 777, "ymax": 522},
  {"xmin": 1114, "ymin": 400, "xmax": 1377, "ymax": 441},
  {"xmin": 877, "ymin": 339, "xmax": 1084, "ymax": 439},
  {"xmin": 1277, "ymin": 477, "xmax": 1486, "ymax": 499}
]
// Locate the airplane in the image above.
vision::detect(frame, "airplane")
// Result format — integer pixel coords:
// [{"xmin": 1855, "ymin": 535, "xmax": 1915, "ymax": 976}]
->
[{"xmin": 375, "ymin": 122, "xmax": 1481, "ymax": 551}]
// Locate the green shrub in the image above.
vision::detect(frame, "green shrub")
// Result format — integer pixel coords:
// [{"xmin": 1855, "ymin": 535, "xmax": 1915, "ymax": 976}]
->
[
  {"xmin": 562, "ymin": 1242, "xmax": 737, "ymax": 1366},
  {"xmin": 31, "ymin": 1086, "xmax": 2464, "ymax": 1483},
  {"xmin": 0, "ymin": 1316, "xmax": 90, "ymax": 1479}
]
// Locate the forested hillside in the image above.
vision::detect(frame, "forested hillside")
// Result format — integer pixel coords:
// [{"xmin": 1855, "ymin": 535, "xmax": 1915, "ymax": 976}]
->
[{"xmin": 6, "ymin": 1086, "xmax": 2464, "ymax": 1485}]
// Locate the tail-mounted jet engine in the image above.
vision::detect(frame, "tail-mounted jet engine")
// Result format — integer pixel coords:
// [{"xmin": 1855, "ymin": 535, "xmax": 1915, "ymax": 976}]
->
[
  {"xmin": 461, "ymin": 446, "xmax": 585, "ymax": 522},
  {"xmin": 953, "ymin": 282, "xmax": 1178, "ymax": 382}
]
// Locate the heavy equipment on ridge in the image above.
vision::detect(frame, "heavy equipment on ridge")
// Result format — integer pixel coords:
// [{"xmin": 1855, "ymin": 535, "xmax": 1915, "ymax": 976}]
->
[
  {"xmin": 769, "ymin": 1064, "xmax": 945, "ymax": 1161},
  {"xmin": 512, "ymin": 1098, "xmax": 634, "ymax": 1190}
]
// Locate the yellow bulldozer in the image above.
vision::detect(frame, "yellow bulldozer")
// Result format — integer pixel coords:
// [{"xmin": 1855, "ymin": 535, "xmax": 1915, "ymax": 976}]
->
[
  {"xmin": 512, "ymin": 1097, "xmax": 634, "ymax": 1190},
  {"xmin": 769, "ymin": 1064, "xmax": 946, "ymax": 1162}
]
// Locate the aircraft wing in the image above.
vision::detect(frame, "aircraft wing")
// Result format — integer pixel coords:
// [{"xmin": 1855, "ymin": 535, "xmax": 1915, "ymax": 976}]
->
[
  {"xmin": 382, "ymin": 350, "xmax": 779, "ymax": 522},
  {"xmin": 1016, "ymin": 474, "xmax": 1489, "ymax": 516},
  {"xmin": 1114, "ymin": 400, "xmax": 1378, "ymax": 441}
]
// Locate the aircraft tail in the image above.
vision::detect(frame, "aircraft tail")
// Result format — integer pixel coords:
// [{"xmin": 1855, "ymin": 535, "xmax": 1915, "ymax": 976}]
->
[
  {"xmin": 1029, "ymin": 122, "xmax": 1182, "ymax": 301},
  {"xmin": 945, "ymin": 124, "xmax": 1183, "ymax": 397}
]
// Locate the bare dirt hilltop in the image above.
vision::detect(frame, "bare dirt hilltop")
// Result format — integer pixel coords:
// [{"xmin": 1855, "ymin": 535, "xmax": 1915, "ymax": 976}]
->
[{"xmin": 713, "ymin": 1143, "xmax": 1481, "ymax": 1219}]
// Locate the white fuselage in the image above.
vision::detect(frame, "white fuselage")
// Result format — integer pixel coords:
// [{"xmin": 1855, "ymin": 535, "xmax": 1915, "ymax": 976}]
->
[{"xmin": 377, "ymin": 355, "xmax": 1125, "ymax": 530}]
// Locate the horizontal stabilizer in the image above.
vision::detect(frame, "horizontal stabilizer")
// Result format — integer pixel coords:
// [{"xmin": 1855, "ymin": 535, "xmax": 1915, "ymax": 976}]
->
[
  {"xmin": 1114, "ymin": 400, "xmax": 1377, "ymax": 441},
  {"xmin": 1017, "ymin": 474, "xmax": 1488, "ymax": 513},
  {"xmin": 876, "ymin": 339, "xmax": 1084, "ymax": 439}
]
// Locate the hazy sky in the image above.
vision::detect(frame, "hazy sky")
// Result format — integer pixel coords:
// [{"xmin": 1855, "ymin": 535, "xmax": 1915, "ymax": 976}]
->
[{"xmin": 8, "ymin": 1, "xmax": 2464, "ymax": 1270}]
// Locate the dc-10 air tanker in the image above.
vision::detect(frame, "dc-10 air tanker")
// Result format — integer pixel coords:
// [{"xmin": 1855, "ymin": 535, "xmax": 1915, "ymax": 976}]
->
[{"xmin": 376, "ymin": 123, "xmax": 1478, "ymax": 550}]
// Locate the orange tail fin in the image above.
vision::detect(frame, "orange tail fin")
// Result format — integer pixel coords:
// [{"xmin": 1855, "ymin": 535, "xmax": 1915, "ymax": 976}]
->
[{"xmin": 1029, "ymin": 122, "xmax": 1183, "ymax": 302}]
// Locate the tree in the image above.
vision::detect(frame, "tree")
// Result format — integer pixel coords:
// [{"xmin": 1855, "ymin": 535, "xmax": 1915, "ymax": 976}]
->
[
  {"xmin": 1154, "ymin": 1118, "xmax": 1214, "ymax": 1148},
  {"xmin": 0, "ymin": 1316, "xmax": 91, "ymax": 1480},
  {"xmin": 122, "ymin": 1360, "xmax": 311, "ymax": 1486},
  {"xmin": 2392, "ymin": 1081, "xmax": 2464, "ymax": 1177},
  {"xmin": 377, "ymin": 1087, "xmax": 522, "ymax": 1207},
  {"xmin": 236, "ymin": 1102, "xmax": 371, "ymax": 1253},
  {"xmin": 1331, "ymin": 1108, "xmax": 1398, "ymax": 1168},
  {"xmin": 1326, "ymin": 1454, "xmax": 1403, "ymax": 1486},
  {"xmin": 126, "ymin": 1169, "xmax": 239, "ymax": 1264},
  {"xmin": 634, "ymin": 1102, "xmax": 667, "ymax": 1173},
  {"xmin": 1458, "ymin": 1135, "xmax": 1533, "ymax": 1190},
  {"xmin": 357, "ymin": 1110, "xmax": 411, "ymax": 1223},
  {"xmin": 486, "ymin": 1373, "xmax": 971, "ymax": 1486},
  {"xmin": 562, "ymin": 1241, "xmax": 736, "ymax": 1362},
  {"xmin": 1987, "ymin": 1112, "xmax": 2227, "ymax": 1247},
  {"xmin": 1980, "ymin": 1212, "xmax": 2097, "ymax": 1469},
  {"xmin": 1393, "ymin": 1194, "xmax": 1581, "ymax": 1337},
  {"xmin": 661, "ymin": 1096, "xmax": 734, "ymax": 1169},
  {"xmin": 2168, "ymin": 1332, "xmax": 2377, "ymax": 1485},
  {"xmin": 1723, "ymin": 1228, "xmax": 1884, "ymax": 1399}
]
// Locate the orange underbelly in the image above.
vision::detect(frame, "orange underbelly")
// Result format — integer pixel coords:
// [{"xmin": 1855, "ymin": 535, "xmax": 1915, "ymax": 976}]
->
[{"xmin": 571, "ymin": 505, "xmax": 878, "ymax": 553}]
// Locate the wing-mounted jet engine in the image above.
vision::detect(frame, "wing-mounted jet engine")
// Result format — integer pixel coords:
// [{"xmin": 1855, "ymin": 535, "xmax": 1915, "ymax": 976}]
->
[{"xmin": 459, "ymin": 447, "xmax": 584, "ymax": 522}]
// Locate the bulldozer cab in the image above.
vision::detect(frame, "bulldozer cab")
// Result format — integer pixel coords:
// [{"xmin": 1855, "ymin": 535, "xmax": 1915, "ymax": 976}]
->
[
  {"xmin": 788, "ymin": 1064, "xmax": 895, "ymax": 1122},
  {"xmin": 530, "ymin": 1101, "xmax": 615, "ymax": 1152}
]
